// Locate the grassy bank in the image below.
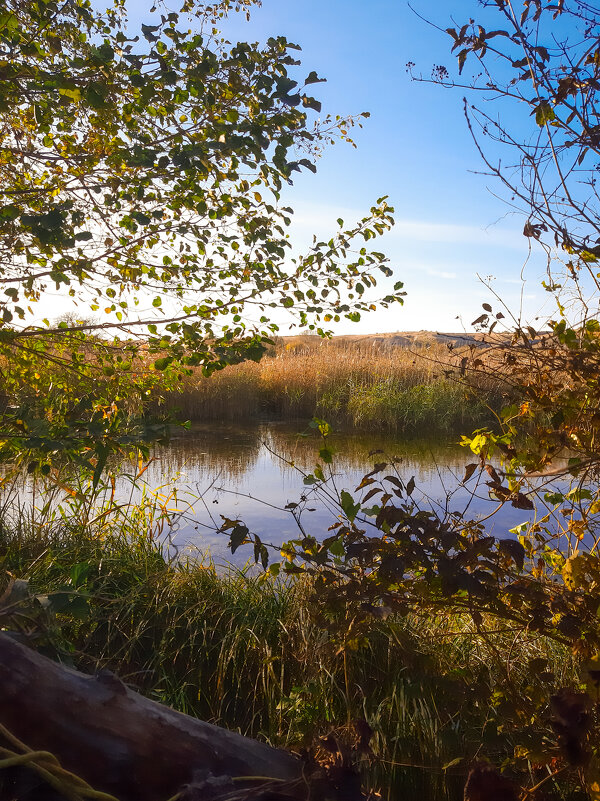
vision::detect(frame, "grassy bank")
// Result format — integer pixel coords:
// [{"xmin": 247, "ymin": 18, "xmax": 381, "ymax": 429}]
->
[
  {"xmin": 162, "ymin": 336, "xmax": 507, "ymax": 434},
  {"xmin": 0, "ymin": 514, "xmax": 579, "ymax": 800}
]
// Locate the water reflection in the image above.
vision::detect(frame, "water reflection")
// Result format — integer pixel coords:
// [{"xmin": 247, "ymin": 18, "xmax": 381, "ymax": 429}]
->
[{"xmin": 137, "ymin": 422, "xmax": 534, "ymax": 563}]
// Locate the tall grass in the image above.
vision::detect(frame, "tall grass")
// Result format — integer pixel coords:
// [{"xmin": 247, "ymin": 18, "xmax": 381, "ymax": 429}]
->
[
  {"xmin": 0, "ymin": 497, "xmax": 579, "ymax": 801},
  {"xmin": 162, "ymin": 336, "xmax": 506, "ymax": 433}
]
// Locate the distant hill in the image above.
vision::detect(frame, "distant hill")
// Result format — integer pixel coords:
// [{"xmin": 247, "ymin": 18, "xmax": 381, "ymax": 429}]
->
[{"xmin": 281, "ymin": 331, "xmax": 491, "ymax": 350}]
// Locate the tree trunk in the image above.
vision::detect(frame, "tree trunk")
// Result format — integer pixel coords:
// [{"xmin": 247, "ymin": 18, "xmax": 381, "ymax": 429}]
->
[{"xmin": 0, "ymin": 632, "xmax": 303, "ymax": 801}]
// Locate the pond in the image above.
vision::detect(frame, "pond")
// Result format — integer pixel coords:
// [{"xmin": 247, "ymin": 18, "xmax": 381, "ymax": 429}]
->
[{"xmin": 133, "ymin": 421, "xmax": 535, "ymax": 564}]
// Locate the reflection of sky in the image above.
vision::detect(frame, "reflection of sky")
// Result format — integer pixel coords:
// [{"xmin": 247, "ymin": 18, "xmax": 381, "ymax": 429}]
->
[{"xmin": 132, "ymin": 422, "xmax": 537, "ymax": 564}]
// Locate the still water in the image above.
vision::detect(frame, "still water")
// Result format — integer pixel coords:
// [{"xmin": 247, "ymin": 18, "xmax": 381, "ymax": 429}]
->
[{"xmin": 134, "ymin": 422, "xmax": 534, "ymax": 564}]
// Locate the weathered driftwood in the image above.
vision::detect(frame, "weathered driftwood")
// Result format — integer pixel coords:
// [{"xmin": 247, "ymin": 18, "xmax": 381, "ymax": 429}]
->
[{"xmin": 0, "ymin": 632, "xmax": 303, "ymax": 801}]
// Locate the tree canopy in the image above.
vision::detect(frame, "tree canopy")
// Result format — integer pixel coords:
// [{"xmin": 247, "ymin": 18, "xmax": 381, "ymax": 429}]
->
[{"xmin": 0, "ymin": 0, "xmax": 403, "ymax": 471}]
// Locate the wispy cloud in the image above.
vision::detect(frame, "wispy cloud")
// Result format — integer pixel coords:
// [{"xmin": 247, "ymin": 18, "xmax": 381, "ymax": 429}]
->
[
  {"xmin": 422, "ymin": 266, "xmax": 457, "ymax": 280},
  {"xmin": 288, "ymin": 202, "xmax": 528, "ymax": 252},
  {"xmin": 390, "ymin": 219, "xmax": 526, "ymax": 251}
]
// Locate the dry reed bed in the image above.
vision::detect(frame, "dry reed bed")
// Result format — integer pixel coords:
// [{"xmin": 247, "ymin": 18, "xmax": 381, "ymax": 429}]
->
[{"xmin": 163, "ymin": 337, "xmax": 507, "ymax": 433}]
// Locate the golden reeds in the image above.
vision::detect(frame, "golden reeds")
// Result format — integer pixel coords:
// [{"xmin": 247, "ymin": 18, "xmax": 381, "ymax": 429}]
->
[{"xmin": 162, "ymin": 336, "xmax": 505, "ymax": 432}]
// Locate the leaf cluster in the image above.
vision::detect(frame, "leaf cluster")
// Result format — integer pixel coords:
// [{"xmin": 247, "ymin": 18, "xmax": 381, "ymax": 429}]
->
[{"xmin": 0, "ymin": 0, "xmax": 404, "ymax": 465}]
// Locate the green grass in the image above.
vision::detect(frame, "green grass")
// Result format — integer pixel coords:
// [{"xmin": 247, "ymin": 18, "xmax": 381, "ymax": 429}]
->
[
  {"xmin": 340, "ymin": 380, "xmax": 490, "ymax": 433},
  {"xmin": 0, "ymin": 506, "xmax": 581, "ymax": 801}
]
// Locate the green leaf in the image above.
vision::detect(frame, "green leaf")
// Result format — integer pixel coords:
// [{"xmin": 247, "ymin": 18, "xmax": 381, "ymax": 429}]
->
[
  {"xmin": 340, "ymin": 490, "xmax": 360, "ymax": 522},
  {"xmin": 0, "ymin": 205, "xmax": 20, "ymax": 222},
  {"xmin": 69, "ymin": 562, "xmax": 90, "ymax": 589},
  {"xmin": 329, "ymin": 537, "xmax": 345, "ymax": 557},
  {"xmin": 319, "ymin": 446, "xmax": 333, "ymax": 464},
  {"xmin": 91, "ymin": 43, "xmax": 114, "ymax": 64},
  {"xmin": 535, "ymin": 101, "xmax": 555, "ymax": 125}
]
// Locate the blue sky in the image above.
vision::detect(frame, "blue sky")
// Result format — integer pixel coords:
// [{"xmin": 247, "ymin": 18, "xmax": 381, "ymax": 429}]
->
[
  {"xmin": 115, "ymin": 1, "xmax": 555, "ymax": 334},
  {"xmin": 215, "ymin": 0, "xmax": 553, "ymax": 334}
]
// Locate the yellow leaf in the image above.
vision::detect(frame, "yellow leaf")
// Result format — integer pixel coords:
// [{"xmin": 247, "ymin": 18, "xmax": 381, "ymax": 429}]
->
[
  {"xmin": 586, "ymin": 754, "xmax": 600, "ymax": 801},
  {"xmin": 58, "ymin": 87, "xmax": 81, "ymax": 102},
  {"xmin": 562, "ymin": 552, "xmax": 600, "ymax": 589}
]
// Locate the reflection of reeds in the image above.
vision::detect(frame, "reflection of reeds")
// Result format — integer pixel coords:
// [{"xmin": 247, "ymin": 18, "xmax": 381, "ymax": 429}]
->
[
  {"xmin": 163, "ymin": 338, "xmax": 506, "ymax": 432},
  {"xmin": 147, "ymin": 422, "xmax": 470, "ymax": 483}
]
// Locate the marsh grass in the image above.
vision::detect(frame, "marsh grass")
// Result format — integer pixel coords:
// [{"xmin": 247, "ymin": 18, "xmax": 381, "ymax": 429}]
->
[
  {"xmin": 0, "ymin": 494, "xmax": 579, "ymax": 801},
  {"xmin": 163, "ymin": 337, "xmax": 506, "ymax": 433}
]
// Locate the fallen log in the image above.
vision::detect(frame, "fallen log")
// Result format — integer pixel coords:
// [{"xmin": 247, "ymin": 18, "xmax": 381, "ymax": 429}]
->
[{"xmin": 0, "ymin": 632, "xmax": 304, "ymax": 801}]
